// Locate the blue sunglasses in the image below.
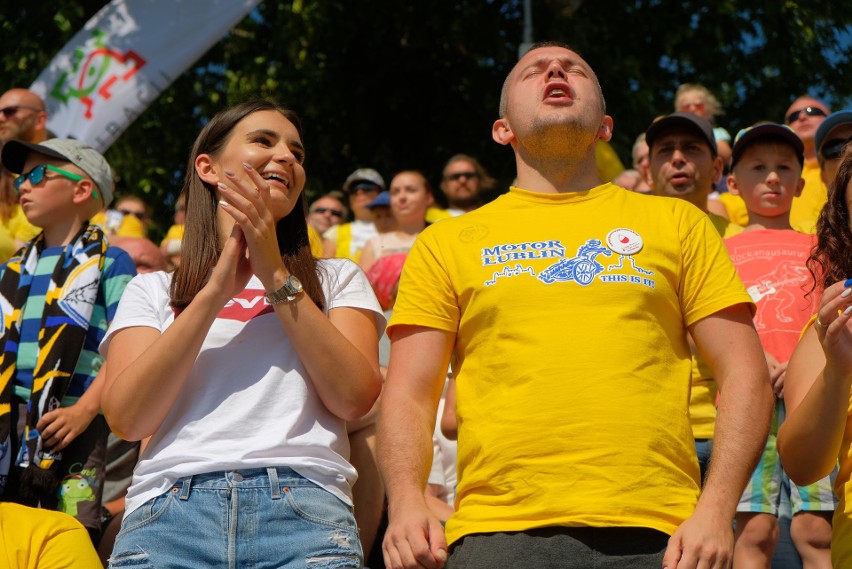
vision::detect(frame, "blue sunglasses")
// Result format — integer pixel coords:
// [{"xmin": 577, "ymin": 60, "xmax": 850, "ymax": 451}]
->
[{"xmin": 14, "ymin": 164, "xmax": 99, "ymax": 199}]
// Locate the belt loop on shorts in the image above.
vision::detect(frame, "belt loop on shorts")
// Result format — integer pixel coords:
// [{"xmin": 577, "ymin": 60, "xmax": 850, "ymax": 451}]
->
[
  {"xmin": 179, "ymin": 476, "xmax": 192, "ymax": 500},
  {"xmin": 268, "ymin": 467, "xmax": 281, "ymax": 500}
]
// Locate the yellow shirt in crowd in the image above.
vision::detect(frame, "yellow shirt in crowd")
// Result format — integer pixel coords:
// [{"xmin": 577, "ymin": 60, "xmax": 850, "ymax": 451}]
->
[{"xmin": 789, "ymin": 160, "xmax": 826, "ymax": 234}]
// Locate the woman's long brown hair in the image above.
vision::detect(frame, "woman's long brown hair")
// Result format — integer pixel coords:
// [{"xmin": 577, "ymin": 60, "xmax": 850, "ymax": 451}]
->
[
  {"xmin": 808, "ymin": 144, "xmax": 852, "ymax": 293},
  {"xmin": 170, "ymin": 99, "xmax": 325, "ymax": 310}
]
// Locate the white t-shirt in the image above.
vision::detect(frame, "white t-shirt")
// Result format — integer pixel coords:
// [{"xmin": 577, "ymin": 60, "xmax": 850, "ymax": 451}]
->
[{"xmin": 101, "ymin": 259, "xmax": 384, "ymax": 516}]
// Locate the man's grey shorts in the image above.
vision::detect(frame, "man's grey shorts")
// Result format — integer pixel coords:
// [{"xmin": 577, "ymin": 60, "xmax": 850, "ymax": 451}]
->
[{"xmin": 446, "ymin": 526, "xmax": 668, "ymax": 569}]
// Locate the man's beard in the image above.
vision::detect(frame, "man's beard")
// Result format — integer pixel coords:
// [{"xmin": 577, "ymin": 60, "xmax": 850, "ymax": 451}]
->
[{"xmin": 448, "ymin": 192, "xmax": 483, "ymax": 211}]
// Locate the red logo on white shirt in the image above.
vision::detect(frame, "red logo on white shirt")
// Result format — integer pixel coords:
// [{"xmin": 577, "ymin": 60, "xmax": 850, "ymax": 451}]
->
[{"xmin": 217, "ymin": 289, "xmax": 274, "ymax": 322}]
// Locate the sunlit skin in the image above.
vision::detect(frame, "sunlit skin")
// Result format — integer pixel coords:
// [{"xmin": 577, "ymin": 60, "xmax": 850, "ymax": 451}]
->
[
  {"xmin": 441, "ymin": 160, "xmax": 480, "ymax": 208},
  {"xmin": 17, "ymin": 155, "xmax": 97, "ymax": 246},
  {"xmin": 820, "ymin": 124, "xmax": 852, "ymax": 187},
  {"xmin": 0, "ymin": 89, "xmax": 47, "ymax": 144},
  {"xmin": 727, "ymin": 142, "xmax": 804, "ymax": 227},
  {"xmin": 371, "ymin": 206, "xmax": 396, "ymax": 234},
  {"xmin": 112, "ymin": 236, "xmax": 167, "ymax": 273},
  {"xmin": 646, "ymin": 129, "xmax": 723, "ymax": 211},
  {"xmin": 677, "ymin": 90, "xmax": 713, "ymax": 121},
  {"xmin": 349, "ymin": 184, "xmax": 381, "ymax": 222},
  {"xmin": 390, "ymin": 172, "xmax": 434, "ymax": 227},
  {"xmin": 196, "ymin": 110, "xmax": 307, "ymax": 238},
  {"xmin": 494, "ymin": 46, "xmax": 612, "ymax": 193},
  {"xmin": 785, "ymin": 96, "xmax": 830, "ymax": 157},
  {"xmin": 308, "ymin": 195, "xmax": 347, "ymax": 234}
]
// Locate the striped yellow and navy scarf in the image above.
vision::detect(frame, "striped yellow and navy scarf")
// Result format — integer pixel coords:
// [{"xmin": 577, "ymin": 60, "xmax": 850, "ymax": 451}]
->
[{"xmin": 0, "ymin": 224, "xmax": 107, "ymax": 500}]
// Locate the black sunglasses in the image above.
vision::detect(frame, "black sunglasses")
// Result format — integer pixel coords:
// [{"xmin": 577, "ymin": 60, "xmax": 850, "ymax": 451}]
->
[
  {"xmin": 0, "ymin": 105, "xmax": 42, "ymax": 118},
  {"xmin": 118, "ymin": 208, "xmax": 146, "ymax": 220},
  {"xmin": 446, "ymin": 171, "xmax": 478, "ymax": 181},
  {"xmin": 820, "ymin": 137, "xmax": 852, "ymax": 161},
  {"xmin": 311, "ymin": 207, "xmax": 344, "ymax": 218},
  {"xmin": 786, "ymin": 106, "xmax": 827, "ymax": 124},
  {"xmin": 348, "ymin": 183, "xmax": 381, "ymax": 195}
]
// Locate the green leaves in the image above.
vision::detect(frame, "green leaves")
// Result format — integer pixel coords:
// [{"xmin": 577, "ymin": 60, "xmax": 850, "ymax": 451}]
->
[{"xmin": 3, "ymin": 1, "xmax": 850, "ymax": 242}]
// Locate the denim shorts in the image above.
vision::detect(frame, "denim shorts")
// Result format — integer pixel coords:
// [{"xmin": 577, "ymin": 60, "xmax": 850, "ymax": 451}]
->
[{"xmin": 108, "ymin": 466, "xmax": 362, "ymax": 569}]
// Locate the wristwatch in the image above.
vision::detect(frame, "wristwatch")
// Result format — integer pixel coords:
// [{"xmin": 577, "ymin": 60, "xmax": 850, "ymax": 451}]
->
[{"xmin": 265, "ymin": 275, "xmax": 304, "ymax": 304}]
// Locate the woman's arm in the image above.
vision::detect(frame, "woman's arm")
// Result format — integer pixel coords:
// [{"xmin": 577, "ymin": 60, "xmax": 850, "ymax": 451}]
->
[
  {"xmin": 778, "ymin": 279, "xmax": 852, "ymax": 485},
  {"xmin": 102, "ymin": 227, "xmax": 252, "ymax": 441}
]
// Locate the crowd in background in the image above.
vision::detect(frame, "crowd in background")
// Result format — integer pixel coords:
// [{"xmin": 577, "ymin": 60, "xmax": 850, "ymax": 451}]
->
[{"xmin": 1, "ymin": 41, "xmax": 852, "ymax": 569}]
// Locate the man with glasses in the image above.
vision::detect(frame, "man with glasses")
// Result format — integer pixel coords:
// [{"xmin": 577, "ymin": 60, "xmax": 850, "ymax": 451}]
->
[
  {"xmin": 308, "ymin": 191, "xmax": 348, "ymax": 235},
  {"xmin": 815, "ymin": 110, "xmax": 852, "ymax": 189},
  {"xmin": 439, "ymin": 154, "xmax": 495, "ymax": 216},
  {"xmin": 784, "ymin": 95, "xmax": 830, "ymax": 233},
  {"xmin": 0, "ymin": 89, "xmax": 48, "ymax": 146},
  {"xmin": 322, "ymin": 168, "xmax": 384, "ymax": 261}
]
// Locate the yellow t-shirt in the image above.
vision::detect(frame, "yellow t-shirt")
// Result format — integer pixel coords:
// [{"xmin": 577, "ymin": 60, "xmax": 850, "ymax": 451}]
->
[
  {"xmin": 0, "ymin": 503, "xmax": 101, "ymax": 569},
  {"xmin": 426, "ymin": 207, "xmax": 452, "ymax": 224},
  {"xmin": 718, "ymin": 192, "xmax": 749, "ymax": 227},
  {"xmin": 390, "ymin": 184, "xmax": 752, "ymax": 544},
  {"xmin": 789, "ymin": 160, "xmax": 826, "ymax": 234},
  {"xmin": 308, "ymin": 224, "xmax": 323, "ymax": 258},
  {"xmin": 688, "ymin": 212, "xmax": 744, "ymax": 440},
  {"xmin": 0, "ymin": 205, "xmax": 40, "ymax": 263}
]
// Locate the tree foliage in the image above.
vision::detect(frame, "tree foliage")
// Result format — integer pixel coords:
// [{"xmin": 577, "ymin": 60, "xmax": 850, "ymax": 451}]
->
[{"xmin": 2, "ymin": 1, "xmax": 851, "ymax": 239}]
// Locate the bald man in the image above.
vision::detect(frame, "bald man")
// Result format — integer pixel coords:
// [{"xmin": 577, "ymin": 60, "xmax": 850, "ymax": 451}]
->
[
  {"xmin": 110, "ymin": 236, "xmax": 167, "ymax": 274},
  {"xmin": 0, "ymin": 89, "xmax": 48, "ymax": 146}
]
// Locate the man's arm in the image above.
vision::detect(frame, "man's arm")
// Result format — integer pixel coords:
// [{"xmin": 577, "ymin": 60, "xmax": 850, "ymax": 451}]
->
[
  {"xmin": 378, "ymin": 324, "xmax": 454, "ymax": 569},
  {"xmin": 663, "ymin": 303, "xmax": 773, "ymax": 569}
]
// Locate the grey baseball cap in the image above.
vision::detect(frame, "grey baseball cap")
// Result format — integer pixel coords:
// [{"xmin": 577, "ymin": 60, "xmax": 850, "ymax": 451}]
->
[
  {"xmin": 1, "ymin": 138, "xmax": 115, "ymax": 206},
  {"xmin": 343, "ymin": 168, "xmax": 385, "ymax": 193}
]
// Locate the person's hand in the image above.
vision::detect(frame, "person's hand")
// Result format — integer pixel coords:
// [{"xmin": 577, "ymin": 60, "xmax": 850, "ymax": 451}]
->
[
  {"xmin": 813, "ymin": 278, "xmax": 852, "ymax": 380},
  {"xmin": 764, "ymin": 352, "xmax": 787, "ymax": 398},
  {"xmin": 662, "ymin": 508, "xmax": 733, "ymax": 569},
  {"xmin": 383, "ymin": 498, "xmax": 448, "ymax": 569},
  {"xmin": 217, "ymin": 163, "xmax": 296, "ymax": 289},
  {"xmin": 204, "ymin": 223, "xmax": 252, "ymax": 304},
  {"xmin": 37, "ymin": 403, "xmax": 98, "ymax": 452}
]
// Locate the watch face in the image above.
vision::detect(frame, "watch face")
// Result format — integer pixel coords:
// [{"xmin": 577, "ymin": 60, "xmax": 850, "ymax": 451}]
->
[{"xmin": 289, "ymin": 275, "xmax": 303, "ymax": 290}]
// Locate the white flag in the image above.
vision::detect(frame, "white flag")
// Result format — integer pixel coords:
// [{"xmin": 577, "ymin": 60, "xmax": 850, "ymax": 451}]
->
[{"xmin": 29, "ymin": 0, "xmax": 262, "ymax": 152}]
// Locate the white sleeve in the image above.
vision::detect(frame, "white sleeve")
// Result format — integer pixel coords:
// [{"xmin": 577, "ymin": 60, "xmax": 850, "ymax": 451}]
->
[
  {"xmin": 322, "ymin": 259, "xmax": 386, "ymax": 335},
  {"xmin": 99, "ymin": 272, "xmax": 171, "ymax": 356}
]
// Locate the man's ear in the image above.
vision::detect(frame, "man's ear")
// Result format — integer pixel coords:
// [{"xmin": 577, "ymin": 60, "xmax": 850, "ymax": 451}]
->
[
  {"xmin": 195, "ymin": 153, "xmax": 219, "ymax": 185},
  {"xmin": 712, "ymin": 155, "xmax": 724, "ymax": 185},
  {"xmin": 492, "ymin": 118, "xmax": 514, "ymax": 146},
  {"xmin": 795, "ymin": 175, "xmax": 805, "ymax": 198},
  {"xmin": 598, "ymin": 115, "xmax": 614, "ymax": 142},
  {"xmin": 726, "ymin": 173, "xmax": 739, "ymax": 196}
]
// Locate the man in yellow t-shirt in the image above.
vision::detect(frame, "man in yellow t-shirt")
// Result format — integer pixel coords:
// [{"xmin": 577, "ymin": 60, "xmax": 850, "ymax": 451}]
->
[
  {"xmin": 378, "ymin": 42, "xmax": 773, "ymax": 569},
  {"xmin": 784, "ymin": 96, "xmax": 831, "ymax": 233},
  {"xmin": 643, "ymin": 111, "xmax": 744, "ymax": 485}
]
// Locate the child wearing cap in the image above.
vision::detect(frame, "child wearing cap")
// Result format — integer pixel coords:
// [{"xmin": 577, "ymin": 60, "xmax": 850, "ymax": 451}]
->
[
  {"xmin": 724, "ymin": 124, "xmax": 835, "ymax": 567},
  {"xmin": 0, "ymin": 138, "xmax": 136, "ymax": 540}
]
